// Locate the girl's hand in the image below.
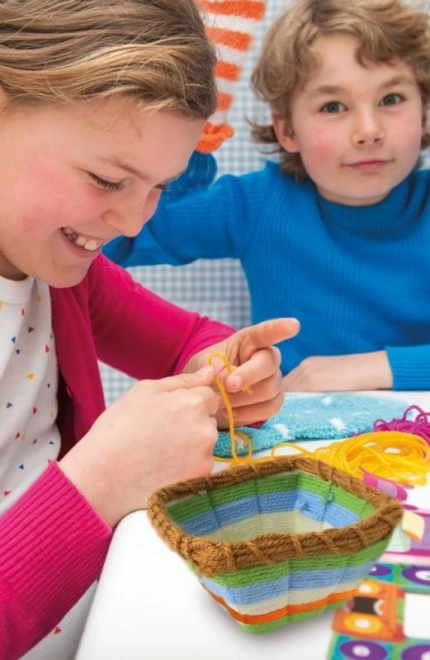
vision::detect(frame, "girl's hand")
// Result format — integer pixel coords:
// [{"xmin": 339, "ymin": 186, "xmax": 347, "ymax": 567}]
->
[
  {"xmin": 281, "ymin": 351, "xmax": 393, "ymax": 392},
  {"xmin": 184, "ymin": 318, "xmax": 300, "ymax": 428},
  {"xmin": 59, "ymin": 318, "xmax": 299, "ymax": 527},
  {"xmin": 59, "ymin": 367, "xmax": 219, "ymax": 527}
]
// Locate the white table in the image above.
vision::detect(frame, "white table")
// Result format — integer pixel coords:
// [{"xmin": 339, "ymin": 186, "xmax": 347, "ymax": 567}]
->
[{"xmin": 76, "ymin": 392, "xmax": 430, "ymax": 660}]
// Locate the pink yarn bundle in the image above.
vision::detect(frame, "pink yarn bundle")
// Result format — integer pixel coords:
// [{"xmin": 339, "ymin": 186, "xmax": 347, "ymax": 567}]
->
[{"xmin": 373, "ymin": 405, "xmax": 430, "ymax": 446}]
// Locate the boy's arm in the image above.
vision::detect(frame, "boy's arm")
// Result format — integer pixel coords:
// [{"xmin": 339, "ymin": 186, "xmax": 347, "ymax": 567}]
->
[
  {"xmin": 281, "ymin": 351, "xmax": 392, "ymax": 392},
  {"xmin": 282, "ymin": 345, "xmax": 430, "ymax": 392},
  {"xmin": 103, "ymin": 172, "xmax": 254, "ymax": 268}
]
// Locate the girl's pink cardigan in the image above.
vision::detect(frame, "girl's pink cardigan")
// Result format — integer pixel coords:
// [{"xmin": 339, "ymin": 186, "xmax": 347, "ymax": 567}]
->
[{"xmin": 0, "ymin": 256, "xmax": 233, "ymax": 658}]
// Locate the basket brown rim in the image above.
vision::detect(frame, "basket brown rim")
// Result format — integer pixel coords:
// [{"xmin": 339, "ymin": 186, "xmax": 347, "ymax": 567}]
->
[{"xmin": 147, "ymin": 456, "xmax": 403, "ymax": 577}]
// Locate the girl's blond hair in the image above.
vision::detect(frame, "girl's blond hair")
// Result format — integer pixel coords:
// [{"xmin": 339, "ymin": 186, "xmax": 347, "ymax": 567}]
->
[
  {"xmin": 0, "ymin": 0, "xmax": 217, "ymax": 119},
  {"xmin": 251, "ymin": 0, "xmax": 430, "ymax": 179}
]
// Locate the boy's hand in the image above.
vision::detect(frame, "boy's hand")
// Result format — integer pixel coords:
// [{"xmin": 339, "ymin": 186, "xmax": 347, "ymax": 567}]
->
[
  {"xmin": 184, "ymin": 318, "xmax": 300, "ymax": 428},
  {"xmin": 282, "ymin": 351, "xmax": 393, "ymax": 391}
]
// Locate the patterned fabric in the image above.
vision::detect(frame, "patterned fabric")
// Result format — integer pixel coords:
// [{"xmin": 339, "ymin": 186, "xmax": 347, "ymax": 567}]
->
[
  {"xmin": 0, "ymin": 276, "xmax": 60, "ymax": 513},
  {"xmin": 196, "ymin": 0, "xmax": 266, "ymax": 153},
  {"xmin": 215, "ymin": 393, "xmax": 411, "ymax": 457}
]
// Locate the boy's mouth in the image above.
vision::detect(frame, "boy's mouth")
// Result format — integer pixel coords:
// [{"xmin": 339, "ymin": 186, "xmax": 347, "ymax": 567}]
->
[{"xmin": 61, "ymin": 227, "xmax": 103, "ymax": 252}]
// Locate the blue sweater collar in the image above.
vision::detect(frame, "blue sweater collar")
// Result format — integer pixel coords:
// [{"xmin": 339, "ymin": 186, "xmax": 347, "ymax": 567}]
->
[{"xmin": 313, "ymin": 173, "xmax": 419, "ymax": 233}]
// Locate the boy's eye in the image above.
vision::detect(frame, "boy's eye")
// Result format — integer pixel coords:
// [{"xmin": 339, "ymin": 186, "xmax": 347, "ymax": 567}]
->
[
  {"xmin": 321, "ymin": 101, "xmax": 346, "ymax": 114},
  {"xmin": 89, "ymin": 173, "xmax": 122, "ymax": 191},
  {"xmin": 380, "ymin": 93, "xmax": 403, "ymax": 107}
]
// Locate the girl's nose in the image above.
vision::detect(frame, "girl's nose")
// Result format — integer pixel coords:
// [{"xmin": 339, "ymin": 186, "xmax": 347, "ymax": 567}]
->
[
  {"xmin": 103, "ymin": 190, "xmax": 161, "ymax": 237},
  {"xmin": 351, "ymin": 111, "xmax": 384, "ymax": 146}
]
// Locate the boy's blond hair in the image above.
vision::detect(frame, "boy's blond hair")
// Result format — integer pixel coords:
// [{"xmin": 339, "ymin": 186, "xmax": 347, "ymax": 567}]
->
[
  {"xmin": 0, "ymin": 0, "xmax": 217, "ymax": 120},
  {"xmin": 251, "ymin": 0, "xmax": 430, "ymax": 179}
]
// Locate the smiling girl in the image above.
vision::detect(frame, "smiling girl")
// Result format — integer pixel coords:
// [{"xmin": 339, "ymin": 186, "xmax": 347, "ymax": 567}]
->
[{"xmin": 0, "ymin": 2, "xmax": 299, "ymax": 657}]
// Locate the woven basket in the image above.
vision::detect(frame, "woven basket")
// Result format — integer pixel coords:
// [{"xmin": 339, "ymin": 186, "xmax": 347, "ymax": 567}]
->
[{"xmin": 147, "ymin": 456, "xmax": 403, "ymax": 634}]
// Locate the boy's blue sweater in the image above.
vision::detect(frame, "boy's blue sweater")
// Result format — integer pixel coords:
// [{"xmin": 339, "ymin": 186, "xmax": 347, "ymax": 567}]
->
[{"xmin": 104, "ymin": 162, "xmax": 430, "ymax": 390}]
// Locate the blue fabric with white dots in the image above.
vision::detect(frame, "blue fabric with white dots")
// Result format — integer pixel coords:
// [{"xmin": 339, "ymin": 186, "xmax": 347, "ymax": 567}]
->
[{"xmin": 214, "ymin": 393, "xmax": 411, "ymax": 457}]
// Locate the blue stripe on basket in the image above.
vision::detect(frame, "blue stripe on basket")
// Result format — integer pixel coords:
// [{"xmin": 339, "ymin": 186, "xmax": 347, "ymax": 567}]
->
[
  {"xmin": 200, "ymin": 562, "xmax": 373, "ymax": 606},
  {"xmin": 180, "ymin": 490, "xmax": 360, "ymax": 536}
]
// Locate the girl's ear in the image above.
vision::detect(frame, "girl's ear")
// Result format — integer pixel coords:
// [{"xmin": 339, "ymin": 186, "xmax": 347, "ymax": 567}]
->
[{"xmin": 271, "ymin": 110, "xmax": 300, "ymax": 153}]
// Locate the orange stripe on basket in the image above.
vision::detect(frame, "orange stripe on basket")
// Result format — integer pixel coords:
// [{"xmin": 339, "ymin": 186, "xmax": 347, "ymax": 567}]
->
[
  {"xmin": 199, "ymin": 0, "xmax": 266, "ymax": 21},
  {"xmin": 205, "ymin": 27, "xmax": 253, "ymax": 52},
  {"xmin": 216, "ymin": 60, "xmax": 241, "ymax": 82},
  {"xmin": 203, "ymin": 585, "xmax": 357, "ymax": 625}
]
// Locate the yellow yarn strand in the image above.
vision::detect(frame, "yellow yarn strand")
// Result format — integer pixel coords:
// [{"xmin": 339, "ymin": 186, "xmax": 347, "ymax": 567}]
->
[{"xmin": 208, "ymin": 352, "xmax": 253, "ymax": 464}]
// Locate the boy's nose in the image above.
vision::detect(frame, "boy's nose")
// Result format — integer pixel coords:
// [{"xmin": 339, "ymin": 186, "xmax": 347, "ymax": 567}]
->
[{"xmin": 351, "ymin": 112, "xmax": 384, "ymax": 146}]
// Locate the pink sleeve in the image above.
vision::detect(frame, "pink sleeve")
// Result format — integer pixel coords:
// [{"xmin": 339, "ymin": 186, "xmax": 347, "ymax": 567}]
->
[
  {"xmin": 88, "ymin": 256, "xmax": 235, "ymax": 379},
  {"xmin": 0, "ymin": 462, "xmax": 111, "ymax": 659}
]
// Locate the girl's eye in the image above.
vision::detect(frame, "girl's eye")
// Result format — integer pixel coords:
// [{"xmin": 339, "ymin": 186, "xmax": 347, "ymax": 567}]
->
[
  {"xmin": 380, "ymin": 93, "xmax": 403, "ymax": 107},
  {"xmin": 89, "ymin": 173, "xmax": 123, "ymax": 191},
  {"xmin": 321, "ymin": 101, "xmax": 346, "ymax": 114}
]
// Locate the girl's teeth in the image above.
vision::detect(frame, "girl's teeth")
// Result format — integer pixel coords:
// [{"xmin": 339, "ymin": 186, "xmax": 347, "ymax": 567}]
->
[
  {"xmin": 84, "ymin": 240, "xmax": 100, "ymax": 251},
  {"xmin": 62, "ymin": 227, "xmax": 102, "ymax": 251}
]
